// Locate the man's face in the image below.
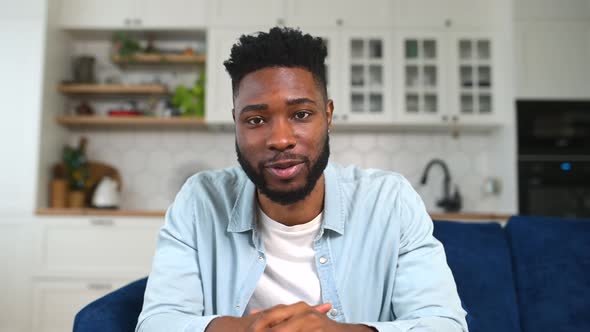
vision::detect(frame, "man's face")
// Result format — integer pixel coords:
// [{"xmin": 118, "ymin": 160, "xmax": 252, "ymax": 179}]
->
[{"xmin": 234, "ymin": 67, "xmax": 333, "ymax": 205}]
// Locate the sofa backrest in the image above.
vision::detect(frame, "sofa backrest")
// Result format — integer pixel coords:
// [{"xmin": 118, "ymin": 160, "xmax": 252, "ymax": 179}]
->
[
  {"xmin": 506, "ymin": 216, "xmax": 590, "ymax": 332},
  {"xmin": 433, "ymin": 220, "xmax": 522, "ymax": 332}
]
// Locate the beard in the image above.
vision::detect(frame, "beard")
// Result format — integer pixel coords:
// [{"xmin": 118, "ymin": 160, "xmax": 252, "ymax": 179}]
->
[{"xmin": 236, "ymin": 134, "xmax": 330, "ymax": 206}]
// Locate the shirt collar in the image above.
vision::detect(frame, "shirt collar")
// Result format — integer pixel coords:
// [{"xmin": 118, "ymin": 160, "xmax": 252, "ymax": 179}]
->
[{"xmin": 227, "ymin": 162, "xmax": 345, "ymax": 235}]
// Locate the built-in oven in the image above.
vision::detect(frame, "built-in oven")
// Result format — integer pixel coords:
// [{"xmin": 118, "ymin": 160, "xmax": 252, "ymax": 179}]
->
[{"xmin": 517, "ymin": 100, "xmax": 590, "ymax": 218}]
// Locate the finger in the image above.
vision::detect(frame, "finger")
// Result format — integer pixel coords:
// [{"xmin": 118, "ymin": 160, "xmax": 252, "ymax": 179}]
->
[
  {"xmin": 249, "ymin": 309, "xmax": 262, "ymax": 315},
  {"xmin": 250, "ymin": 302, "xmax": 313, "ymax": 329},
  {"xmin": 268, "ymin": 309, "xmax": 331, "ymax": 332},
  {"xmin": 313, "ymin": 303, "xmax": 332, "ymax": 314}
]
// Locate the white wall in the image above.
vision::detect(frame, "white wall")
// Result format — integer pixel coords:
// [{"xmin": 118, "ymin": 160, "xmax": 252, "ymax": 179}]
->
[
  {"xmin": 0, "ymin": 0, "xmax": 46, "ymax": 217},
  {"xmin": 0, "ymin": 1, "xmax": 47, "ymax": 331}
]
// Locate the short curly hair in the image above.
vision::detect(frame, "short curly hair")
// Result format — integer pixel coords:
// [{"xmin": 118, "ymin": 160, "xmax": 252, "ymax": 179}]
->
[{"xmin": 223, "ymin": 27, "xmax": 328, "ymax": 102}]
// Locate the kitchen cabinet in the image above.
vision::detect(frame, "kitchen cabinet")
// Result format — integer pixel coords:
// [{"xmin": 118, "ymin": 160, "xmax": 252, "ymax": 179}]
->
[
  {"xmin": 207, "ymin": 0, "xmax": 284, "ymax": 27},
  {"xmin": 396, "ymin": 30, "xmax": 502, "ymax": 126},
  {"xmin": 397, "ymin": 0, "xmax": 496, "ymax": 28},
  {"xmin": 59, "ymin": 0, "xmax": 206, "ymax": 29},
  {"xmin": 284, "ymin": 0, "xmax": 396, "ymax": 28},
  {"xmin": 515, "ymin": 21, "xmax": 590, "ymax": 99},
  {"xmin": 31, "ymin": 216, "xmax": 162, "ymax": 331}
]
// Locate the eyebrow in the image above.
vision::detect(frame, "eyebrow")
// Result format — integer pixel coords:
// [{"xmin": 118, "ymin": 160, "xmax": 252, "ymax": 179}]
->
[
  {"xmin": 239, "ymin": 98, "xmax": 317, "ymax": 114},
  {"xmin": 286, "ymin": 98, "xmax": 317, "ymax": 106}
]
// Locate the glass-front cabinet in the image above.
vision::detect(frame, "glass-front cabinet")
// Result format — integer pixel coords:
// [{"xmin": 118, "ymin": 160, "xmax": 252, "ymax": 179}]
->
[
  {"xmin": 397, "ymin": 33, "xmax": 447, "ymax": 123},
  {"xmin": 397, "ymin": 31, "xmax": 501, "ymax": 126},
  {"xmin": 340, "ymin": 30, "xmax": 393, "ymax": 124},
  {"xmin": 451, "ymin": 34, "xmax": 499, "ymax": 125}
]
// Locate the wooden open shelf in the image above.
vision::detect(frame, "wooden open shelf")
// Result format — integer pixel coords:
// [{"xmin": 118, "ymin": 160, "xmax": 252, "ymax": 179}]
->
[
  {"xmin": 56, "ymin": 115, "xmax": 206, "ymax": 128},
  {"xmin": 58, "ymin": 84, "xmax": 168, "ymax": 95},
  {"xmin": 112, "ymin": 53, "xmax": 206, "ymax": 65}
]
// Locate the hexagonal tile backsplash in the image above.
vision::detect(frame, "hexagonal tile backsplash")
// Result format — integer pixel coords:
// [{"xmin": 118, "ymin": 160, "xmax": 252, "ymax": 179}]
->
[{"xmin": 69, "ymin": 130, "xmax": 498, "ymax": 213}]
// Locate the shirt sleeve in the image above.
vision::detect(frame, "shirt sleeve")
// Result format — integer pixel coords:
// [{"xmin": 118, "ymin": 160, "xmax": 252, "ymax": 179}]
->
[
  {"xmin": 362, "ymin": 178, "xmax": 469, "ymax": 332},
  {"xmin": 136, "ymin": 179, "xmax": 219, "ymax": 332}
]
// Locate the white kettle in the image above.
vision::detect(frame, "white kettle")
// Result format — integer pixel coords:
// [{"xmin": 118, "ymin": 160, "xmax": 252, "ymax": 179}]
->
[{"xmin": 92, "ymin": 176, "xmax": 120, "ymax": 209}]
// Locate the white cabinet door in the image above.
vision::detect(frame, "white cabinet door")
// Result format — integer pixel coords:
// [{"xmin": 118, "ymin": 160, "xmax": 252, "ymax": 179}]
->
[
  {"xmin": 341, "ymin": 0, "xmax": 396, "ymax": 28},
  {"xmin": 397, "ymin": 0, "xmax": 449, "ymax": 28},
  {"xmin": 340, "ymin": 30, "xmax": 394, "ymax": 124},
  {"xmin": 397, "ymin": 0, "xmax": 496, "ymax": 28},
  {"xmin": 142, "ymin": 0, "xmax": 207, "ymax": 29},
  {"xmin": 32, "ymin": 279, "xmax": 129, "ymax": 332},
  {"xmin": 208, "ymin": 0, "xmax": 284, "ymax": 27},
  {"xmin": 396, "ymin": 31, "xmax": 448, "ymax": 124},
  {"xmin": 285, "ymin": 0, "xmax": 341, "ymax": 27},
  {"xmin": 516, "ymin": 21, "xmax": 590, "ymax": 99},
  {"xmin": 447, "ymin": 0, "xmax": 496, "ymax": 28},
  {"xmin": 59, "ymin": 0, "xmax": 138, "ymax": 29},
  {"xmin": 205, "ymin": 28, "xmax": 245, "ymax": 126}
]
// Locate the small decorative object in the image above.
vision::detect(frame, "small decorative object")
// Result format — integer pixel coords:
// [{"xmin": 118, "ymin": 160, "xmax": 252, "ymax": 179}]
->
[
  {"xmin": 72, "ymin": 55, "xmax": 96, "ymax": 83},
  {"xmin": 75, "ymin": 101, "xmax": 94, "ymax": 115},
  {"xmin": 91, "ymin": 176, "xmax": 121, "ymax": 209},
  {"xmin": 50, "ymin": 179, "xmax": 68, "ymax": 208},
  {"xmin": 63, "ymin": 137, "xmax": 90, "ymax": 208},
  {"xmin": 171, "ymin": 73, "xmax": 205, "ymax": 117}
]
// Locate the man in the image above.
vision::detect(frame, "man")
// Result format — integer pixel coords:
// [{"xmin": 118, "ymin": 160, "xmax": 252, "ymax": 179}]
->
[{"xmin": 136, "ymin": 27, "xmax": 468, "ymax": 332}]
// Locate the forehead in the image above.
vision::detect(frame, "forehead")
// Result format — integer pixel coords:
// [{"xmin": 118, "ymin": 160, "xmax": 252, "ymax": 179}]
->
[{"xmin": 235, "ymin": 67, "xmax": 321, "ymax": 105}]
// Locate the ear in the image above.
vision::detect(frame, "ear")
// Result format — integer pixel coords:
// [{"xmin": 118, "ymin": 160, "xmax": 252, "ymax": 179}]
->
[{"xmin": 326, "ymin": 99, "xmax": 334, "ymax": 131}]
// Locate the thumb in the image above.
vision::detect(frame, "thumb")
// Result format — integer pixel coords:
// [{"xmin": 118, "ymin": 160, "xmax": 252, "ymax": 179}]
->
[
  {"xmin": 314, "ymin": 303, "xmax": 332, "ymax": 314},
  {"xmin": 249, "ymin": 309, "xmax": 262, "ymax": 315}
]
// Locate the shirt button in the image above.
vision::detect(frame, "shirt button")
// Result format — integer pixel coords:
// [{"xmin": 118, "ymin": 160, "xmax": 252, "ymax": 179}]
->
[
  {"xmin": 319, "ymin": 256, "xmax": 328, "ymax": 264},
  {"xmin": 258, "ymin": 255, "xmax": 264, "ymax": 261},
  {"xmin": 329, "ymin": 308, "xmax": 338, "ymax": 317}
]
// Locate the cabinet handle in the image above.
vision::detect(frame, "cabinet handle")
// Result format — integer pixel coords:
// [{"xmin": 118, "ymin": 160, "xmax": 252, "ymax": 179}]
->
[
  {"xmin": 87, "ymin": 283, "xmax": 113, "ymax": 291},
  {"xmin": 90, "ymin": 219, "xmax": 115, "ymax": 226}
]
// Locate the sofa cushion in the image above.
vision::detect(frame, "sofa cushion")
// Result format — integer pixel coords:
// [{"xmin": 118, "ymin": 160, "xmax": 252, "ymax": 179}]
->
[
  {"xmin": 506, "ymin": 216, "xmax": 590, "ymax": 332},
  {"xmin": 433, "ymin": 220, "xmax": 521, "ymax": 332},
  {"xmin": 73, "ymin": 277, "xmax": 147, "ymax": 332}
]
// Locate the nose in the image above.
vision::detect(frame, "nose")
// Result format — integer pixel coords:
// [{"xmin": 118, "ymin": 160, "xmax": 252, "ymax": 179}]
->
[{"xmin": 266, "ymin": 118, "xmax": 296, "ymax": 152}]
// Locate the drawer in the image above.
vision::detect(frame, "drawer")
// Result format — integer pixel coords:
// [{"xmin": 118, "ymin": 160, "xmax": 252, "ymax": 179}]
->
[
  {"xmin": 37, "ymin": 217, "xmax": 163, "ymax": 278},
  {"xmin": 32, "ymin": 278, "xmax": 130, "ymax": 332}
]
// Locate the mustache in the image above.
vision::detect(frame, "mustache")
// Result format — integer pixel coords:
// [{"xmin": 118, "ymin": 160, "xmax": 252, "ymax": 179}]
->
[{"xmin": 261, "ymin": 153, "xmax": 309, "ymax": 166}]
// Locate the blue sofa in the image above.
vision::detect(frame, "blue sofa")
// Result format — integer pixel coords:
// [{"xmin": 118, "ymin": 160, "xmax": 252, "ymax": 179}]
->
[{"xmin": 73, "ymin": 216, "xmax": 590, "ymax": 332}]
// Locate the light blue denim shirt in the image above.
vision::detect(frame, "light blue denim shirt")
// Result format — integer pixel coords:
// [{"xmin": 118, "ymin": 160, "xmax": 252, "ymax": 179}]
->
[{"xmin": 136, "ymin": 163, "xmax": 468, "ymax": 332}]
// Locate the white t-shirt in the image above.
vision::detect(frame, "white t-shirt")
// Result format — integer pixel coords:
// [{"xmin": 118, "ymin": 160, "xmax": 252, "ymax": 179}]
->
[{"xmin": 244, "ymin": 208, "xmax": 323, "ymax": 314}]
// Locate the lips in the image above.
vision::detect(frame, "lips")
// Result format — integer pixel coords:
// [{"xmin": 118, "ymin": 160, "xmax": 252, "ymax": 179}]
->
[{"xmin": 265, "ymin": 159, "xmax": 305, "ymax": 180}]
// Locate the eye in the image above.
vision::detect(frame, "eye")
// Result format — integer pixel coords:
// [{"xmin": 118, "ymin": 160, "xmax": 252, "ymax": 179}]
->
[
  {"xmin": 294, "ymin": 111, "xmax": 311, "ymax": 120},
  {"xmin": 247, "ymin": 117, "xmax": 265, "ymax": 126}
]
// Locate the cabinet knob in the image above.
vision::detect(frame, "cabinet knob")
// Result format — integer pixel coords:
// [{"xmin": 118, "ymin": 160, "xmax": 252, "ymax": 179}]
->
[
  {"xmin": 451, "ymin": 115, "xmax": 458, "ymax": 122},
  {"xmin": 336, "ymin": 19, "xmax": 343, "ymax": 26},
  {"xmin": 133, "ymin": 18, "xmax": 142, "ymax": 26},
  {"xmin": 445, "ymin": 19, "xmax": 452, "ymax": 28},
  {"xmin": 277, "ymin": 18, "xmax": 285, "ymax": 26},
  {"xmin": 90, "ymin": 219, "xmax": 114, "ymax": 227},
  {"xmin": 342, "ymin": 114, "xmax": 348, "ymax": 121},
  {"xmin": 442, "ymin": 115, "xmax": 449, "ymax": 121},
  {"xmin": 124, "ymin": 18, "xmax": 131, "ymax": 25}
]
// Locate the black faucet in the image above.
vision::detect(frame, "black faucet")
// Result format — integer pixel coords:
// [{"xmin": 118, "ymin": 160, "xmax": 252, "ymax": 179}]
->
[{"xmin": 420, "ymin": 159, "xmax": 462, "ymax": 212}]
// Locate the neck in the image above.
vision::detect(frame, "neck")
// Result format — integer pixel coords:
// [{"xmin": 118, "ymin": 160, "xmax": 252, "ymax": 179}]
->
[{"xmin": 257, "ymin": 175, "xmax": 325, "ymax": 226}]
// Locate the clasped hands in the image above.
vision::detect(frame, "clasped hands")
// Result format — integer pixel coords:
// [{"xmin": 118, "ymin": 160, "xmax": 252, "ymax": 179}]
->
[{"xmin": 206, "ymin": 301, "xmax": 375, "ymax": 332}]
